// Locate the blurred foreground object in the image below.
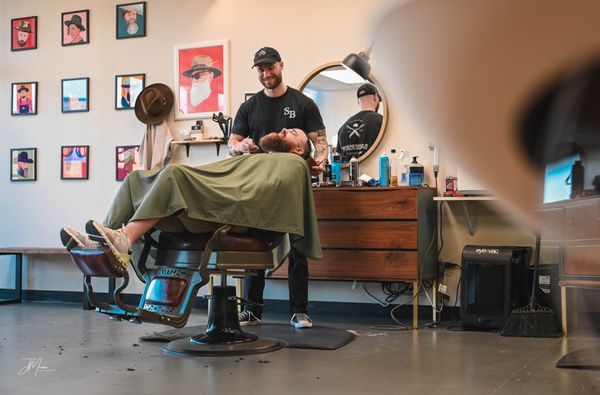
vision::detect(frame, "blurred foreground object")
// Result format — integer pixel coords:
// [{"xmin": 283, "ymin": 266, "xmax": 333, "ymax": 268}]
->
[{"xmin": 375, "ymin": 0, "xmax": 600, "ymax": 230}]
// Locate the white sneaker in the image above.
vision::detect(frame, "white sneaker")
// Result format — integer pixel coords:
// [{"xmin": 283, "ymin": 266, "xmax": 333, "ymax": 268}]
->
[
  {"xmin": 290, "ymin": 313, "xmax": 313, "ymax": 329},
  {"xmin": 85, "ymin": 220, "xmax": 131, "ymax": 267},
  {"xmin": 238, "ymin": 310, "xmax": 262, "ymax": 326},
  {"xmin": 60, "ymin": 227, "xmax": 96, "ymax": 251}
]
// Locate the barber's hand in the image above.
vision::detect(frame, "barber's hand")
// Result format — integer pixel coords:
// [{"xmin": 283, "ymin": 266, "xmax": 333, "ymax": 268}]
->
[
  {"xmin": 306, "ymin": 157, "xmax": 323, "ymax": 176},
  {"xmin": 239, "ymin": 138, "xmax": 259, "ymax": 154},
  {"xmin": 310, "ymin": 164, "xmax": 323, "ymax": 177}
]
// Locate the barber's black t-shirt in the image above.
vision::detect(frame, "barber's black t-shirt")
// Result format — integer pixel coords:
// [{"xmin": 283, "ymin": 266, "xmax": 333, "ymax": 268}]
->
[
  {"xmin": 231, "ymin": 87, "xmax": 325, "ymax": 148},
  {"xmin": 336, "ymin": 110, "xmax": 383, "ymax": 159}
]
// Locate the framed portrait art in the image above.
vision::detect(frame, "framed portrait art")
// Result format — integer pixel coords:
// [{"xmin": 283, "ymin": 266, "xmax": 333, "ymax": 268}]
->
[
  {"xmin": 115, "ymin": 145, "xmax": 141, "ymax": 181},
  {"xmin": 62, "ymin": 10, "xmax": 89, "ymax": 46},
  {"xmin": 10, "ymin": 148, "xmax": 37, "ymax": 182},
  {"xmin": 174, "ymin": 40, "xmax": 229, "ymax": 120},
  {"xmin": 11, "ymin": 16, "xmax": 37, "ymax": 51},
  {"xmin": 62, "ymin": 77, "xmax": 89, "ymax": 113},
  {"xmin": 115, "ymin": 74, "xmax": 145, "ymax": 110},
  {"xmin": 61, "ymin": 145, "xmax": 89, "ymax": 180},
  {"xmin": 116, "ymin": 2, "xmax": 146, "ymax": 39},
  {"xmin": 11, "ymin": 82, "xmax": 38, "ymax": 116}
]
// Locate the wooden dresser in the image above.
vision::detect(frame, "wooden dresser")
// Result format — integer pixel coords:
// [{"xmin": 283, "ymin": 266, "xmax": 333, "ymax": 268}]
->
[
  {"xmin": 540, "ymin": 195, "xmax": 600, "ymax": 335},
  {"xmin": 272, "ymin": 186, "xmax": 437, "ymax": 325}
]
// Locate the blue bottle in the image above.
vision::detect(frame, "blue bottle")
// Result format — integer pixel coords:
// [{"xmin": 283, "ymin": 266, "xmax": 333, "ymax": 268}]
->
[
  {"xmin": 332, "ymin": 152, "xmax": 342, "ymax": 186},
  {"xmin": 379, "ymin": 152, "xmax": 390, "ymax": 187},
  {"xmin": 409, "ymin": 156, "xmax": 424, "ymax": 186}
]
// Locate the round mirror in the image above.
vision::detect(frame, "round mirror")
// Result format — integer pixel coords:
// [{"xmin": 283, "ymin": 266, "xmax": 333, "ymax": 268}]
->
[{"xmin": 298, "ymin": 62, "xmax": 388, "ymax": 165}]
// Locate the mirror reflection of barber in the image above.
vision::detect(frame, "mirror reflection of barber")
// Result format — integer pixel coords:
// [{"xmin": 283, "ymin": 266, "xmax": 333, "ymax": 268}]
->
[
  {"xmin": 336, "ymin": 83, "xmax": 383, "ymax": 159},
  {"xmin": 229, "ymin": 46, "xmax": 329, "ymax": 176}
]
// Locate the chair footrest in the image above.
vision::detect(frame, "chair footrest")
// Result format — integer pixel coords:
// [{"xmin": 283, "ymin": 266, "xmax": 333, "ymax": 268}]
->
[{"xmin": 70, "ymin": 248, "xmax": 125, "ymax": 277}]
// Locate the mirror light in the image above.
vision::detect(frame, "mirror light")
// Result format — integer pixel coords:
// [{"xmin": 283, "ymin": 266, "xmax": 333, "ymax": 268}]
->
[{"xmin": 342, "ymin": 45, "xmax": 372, "ymax": 81}]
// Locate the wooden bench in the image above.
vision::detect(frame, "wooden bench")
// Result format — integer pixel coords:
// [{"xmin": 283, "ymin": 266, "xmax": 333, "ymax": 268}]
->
[{"xmin": 0, "ymin": 247, "xmax": 113, "ymax": 309}]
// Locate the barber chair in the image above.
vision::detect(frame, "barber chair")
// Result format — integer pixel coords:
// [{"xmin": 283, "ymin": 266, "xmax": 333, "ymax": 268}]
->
[{"xmin": 69, "ymin": 225, "xmax": 285, "ymax": 356}]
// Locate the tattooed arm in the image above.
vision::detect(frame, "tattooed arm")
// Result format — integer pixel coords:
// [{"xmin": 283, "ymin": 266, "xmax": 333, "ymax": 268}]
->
[{"xmin": 307, "ymin": 128, "xmax": 328, "ymax": 175}]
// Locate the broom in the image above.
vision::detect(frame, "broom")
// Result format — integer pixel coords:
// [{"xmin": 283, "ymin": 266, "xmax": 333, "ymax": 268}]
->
[{"xmin": 500, "ymin": 234, "xmax": 561, "ymax": 337}]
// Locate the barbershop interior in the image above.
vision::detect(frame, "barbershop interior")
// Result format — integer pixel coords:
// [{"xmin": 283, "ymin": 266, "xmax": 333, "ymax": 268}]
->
[{"xmin": 2, "ymin": 0, "xmax": 600, "ymax": 394}]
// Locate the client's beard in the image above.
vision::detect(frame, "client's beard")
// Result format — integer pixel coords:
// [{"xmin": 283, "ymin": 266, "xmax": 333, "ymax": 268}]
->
[{"xmin": 259, "ymin": 133, "xmax": 293, "ymax": 153}]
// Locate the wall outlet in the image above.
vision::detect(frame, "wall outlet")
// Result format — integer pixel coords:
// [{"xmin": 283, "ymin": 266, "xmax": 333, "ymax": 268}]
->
[{"xmin": 438, "ymin": 283, "xmax": 448, "ymax": 294}]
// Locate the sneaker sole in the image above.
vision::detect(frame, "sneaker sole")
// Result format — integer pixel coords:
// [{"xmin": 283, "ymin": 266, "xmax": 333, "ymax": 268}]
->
[
  {"xmin": 291, "ymin": 322, "xmax": 313, "ymax": 329},
  {"xmin": 60, "ymin": 228, "xmax": 84, "ymax": 252},
  {"xmin": 239, "ymin": 320, "xmax": 262, "ymax": 327},
  {"xmin": 85, "ymin": 220, "xmax": 130, "ymax": 268}
]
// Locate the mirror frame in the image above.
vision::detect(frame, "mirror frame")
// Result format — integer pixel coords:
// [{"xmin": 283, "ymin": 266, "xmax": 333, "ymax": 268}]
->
[{"xmin": 298, "ymin": 61, "xmax": 389, "ymax": 166}]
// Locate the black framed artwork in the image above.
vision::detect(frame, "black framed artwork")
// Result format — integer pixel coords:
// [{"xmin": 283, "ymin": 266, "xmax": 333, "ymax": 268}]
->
[
  {"xmin": 61, "ymin": 77, "xmax": 89, "ymax": 113},
  {"xmin": 115, "ymin": 73, "xmax": 145, "ymax": 110},
  {"xmin": 61, "ymin": 145, "xmax": 89, "ymax": 180},
  {"xmin": 61, "ymin": 10, "xmax": 89, "ymax": 46},
  {"xmin": 11, "ymin": 82, "xmax": 38, "ymax": 116},
  {"xmin": 11, "ymin": 16, "xmax": 37, "ymax": 51},
  {"xmin": 116, "ymin": 2, "xmax": 146, "ymax": 39},
  {"xmin": 10, "ymin": 148, "xmax": 37, "ymax": 181}
]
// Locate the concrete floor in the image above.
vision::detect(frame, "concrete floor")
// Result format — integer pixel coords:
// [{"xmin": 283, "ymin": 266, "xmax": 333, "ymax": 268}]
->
[{"xmin": 1, "ymin": 303, "xmax": 600, "ymax": 395}]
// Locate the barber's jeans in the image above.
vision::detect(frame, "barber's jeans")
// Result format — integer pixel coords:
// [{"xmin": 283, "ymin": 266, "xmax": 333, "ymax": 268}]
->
[{"xmin": 243, "ymin": 246, "xmax": 308, "ymax": 317}]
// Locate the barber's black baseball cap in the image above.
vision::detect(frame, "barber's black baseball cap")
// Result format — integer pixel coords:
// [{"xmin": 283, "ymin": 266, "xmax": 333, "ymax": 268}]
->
[
  {"xmin": 253, "ymin": 47, "xmax": 282, "ymax": 67},
  {"xmin": 357, "ymin": 83, "xmax": 381, "ymax": 99}
]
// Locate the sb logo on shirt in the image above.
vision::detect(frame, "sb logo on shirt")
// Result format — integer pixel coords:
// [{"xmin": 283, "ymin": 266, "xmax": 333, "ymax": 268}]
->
[{"xmin": 283, "ymin": 107, "xmax": 296, "ymax": 119}]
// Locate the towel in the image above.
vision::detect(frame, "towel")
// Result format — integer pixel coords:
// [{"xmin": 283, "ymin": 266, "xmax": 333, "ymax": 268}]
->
[{"xmin": 139, "ymin": 121, "xmax": 173, "ymax": 170}]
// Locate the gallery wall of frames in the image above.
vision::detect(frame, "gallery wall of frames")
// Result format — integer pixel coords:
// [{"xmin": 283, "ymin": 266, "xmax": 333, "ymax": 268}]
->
[{"xmin": 9, "ymin": 2, "xmax": 149, "ymax": 183}]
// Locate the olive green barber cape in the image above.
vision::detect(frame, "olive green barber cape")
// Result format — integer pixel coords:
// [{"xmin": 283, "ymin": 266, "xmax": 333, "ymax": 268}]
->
[{"xmin": 104, "ymin": 153, "xmax": 321, "ymax": 259}]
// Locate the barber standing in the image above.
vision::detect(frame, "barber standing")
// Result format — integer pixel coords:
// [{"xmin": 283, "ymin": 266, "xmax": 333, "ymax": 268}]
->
[{"xmin": 229, "ymin": 46, "xmax": 328, "ymax": 329}]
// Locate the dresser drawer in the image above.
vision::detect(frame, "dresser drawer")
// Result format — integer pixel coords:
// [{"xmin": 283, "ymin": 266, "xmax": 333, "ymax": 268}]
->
[
  {"xmin": 562, "ymin": 242, "xmax": 600, "ymax": 277},
  {"xmin": 565, "ymin": 202, "xmax": 600, "ymax": 240},
  {"xmin": 539, "ymin": 207, "xmax": 565, "ymax": 241},
  {"xmin": 313, "ymin": 189, "xmax": 417, "ymax": 219},
  {"xmin": 271, "ymin": 250, "xmax": 418, "ymax": 281},
  {"xmin": 318, "ymin": 221, "xmax": 417, "ymax": 249}
]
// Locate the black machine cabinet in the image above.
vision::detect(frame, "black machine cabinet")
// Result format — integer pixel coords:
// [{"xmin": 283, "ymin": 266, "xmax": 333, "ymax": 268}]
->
[{"xmin": 461, "ymin": 245, "xmax": 531, "ymax": 330}]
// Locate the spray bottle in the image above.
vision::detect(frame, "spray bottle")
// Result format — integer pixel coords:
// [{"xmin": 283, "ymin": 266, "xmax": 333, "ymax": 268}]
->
[{"xmin": 399, "ymin": 150, "xmax": 409, "ymax": 186}]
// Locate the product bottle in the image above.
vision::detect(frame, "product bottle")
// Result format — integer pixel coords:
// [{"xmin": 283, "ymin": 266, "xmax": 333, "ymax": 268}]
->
[
  {"xmin": 390, "ymin": 149, "xmax": 398, "ymax": 186},
  {"xmin": 399, "ymin": 150, "xmax": 409, "ymax": 186},
  {"xmin": 322, "ymin": 159, "xmax": 331, "ymax": 183},
  {"xmin": 571, "ymin": 160, "xmax": 584, "ymax": 198},
  {"xmin": 332, "ymin": 152, "xmax": 342, "ymax": 187},
  {"xmin": 349, "ymin": 157, "xmax": 359, "ymax": 186},
  {"xmin": 409, "ymin": 156, "xmax": 424, "ymax": 186},
  {"xmin": 379, "ymin": 152, "xmax": 390, "ymax": 187}
]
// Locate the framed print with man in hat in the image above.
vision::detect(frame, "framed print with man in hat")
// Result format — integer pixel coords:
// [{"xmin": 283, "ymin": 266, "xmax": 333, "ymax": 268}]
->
[
  {"xmin": 11, "ymin": 16, "xmax": 37, "ymax": 51},
  {"xmin": 11, "ymin": 82, "xmax": 38, "ymax": 116},
  {"xmin": 115, "ymin": 73, "xmax": 145, "ymax": 110},
  {"xmin": 61, "ymin": 145, "xmax": 89, "ymax": 180},
  {"xmin": 115, "ymin": 145, "xmax": 141, "ymax": 181},
  {"xmin": 174, "ymin": 40, "xmax": 229, "ymax": 120},
  {"xmin": 116, "ymin": 2, "xmax": 146, "ymax": 39},
  {"xmin": 10, "ymin": 148, "xmax": 37, "ymax": 181},
  {"xmin": 62, "ymin": 10, "xmax": 89, "ymax": 46}
]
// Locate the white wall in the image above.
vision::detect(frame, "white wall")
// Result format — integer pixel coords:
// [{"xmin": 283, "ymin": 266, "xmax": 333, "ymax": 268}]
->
[{"xmin": 1, "ymin": 0, "xmax": 534, "ymax": 308}]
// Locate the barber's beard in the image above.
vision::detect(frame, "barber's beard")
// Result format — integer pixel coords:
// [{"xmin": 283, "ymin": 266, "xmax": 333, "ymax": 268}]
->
[
  {"xmin": 260, "ymin": 72, "xmax": 282, "ymax": 90},
  {"xmin": 259, "ymin": 133, "xmax": 293, "ymax": 153},
  {"xmin": 190, "ymin": 80, "xmax": 212, "ymax": 106}
]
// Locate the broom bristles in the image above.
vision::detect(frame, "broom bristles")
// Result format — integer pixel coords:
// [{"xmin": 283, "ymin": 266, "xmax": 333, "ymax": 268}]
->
[{"xmin": 500, "ymin": 303, "xmax": 561, "ymax": 337}]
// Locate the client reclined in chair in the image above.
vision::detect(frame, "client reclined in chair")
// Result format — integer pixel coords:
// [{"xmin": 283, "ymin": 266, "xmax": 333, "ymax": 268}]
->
[
  {"xmin": 60, "ymin": 128, "xmax": 320, "ymax": 329},
  {"xmin": 60, "ymin": 128, "xmax": 320, "ymax": 265}
]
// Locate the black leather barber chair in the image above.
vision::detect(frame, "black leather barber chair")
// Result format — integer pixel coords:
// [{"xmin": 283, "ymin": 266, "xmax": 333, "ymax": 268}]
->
[{"xmin": 69, "ymin": 225, "xmax": 284, "ymax": 356}]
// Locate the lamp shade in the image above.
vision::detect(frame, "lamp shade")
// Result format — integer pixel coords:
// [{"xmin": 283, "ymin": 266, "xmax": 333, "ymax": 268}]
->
[{"xmin": 342, "ymin": 47, "xmax": 372, "ymax": 81}]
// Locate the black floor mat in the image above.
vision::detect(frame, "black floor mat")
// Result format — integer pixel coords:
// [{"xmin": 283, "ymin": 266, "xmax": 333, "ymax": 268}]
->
[
  {"xmin": 556, "ymin": 347, "xmax": 600, "ymax": 370},
  {"xmin": 140, "ymin": 323, "xmax": 355, "ymax": 350}
]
